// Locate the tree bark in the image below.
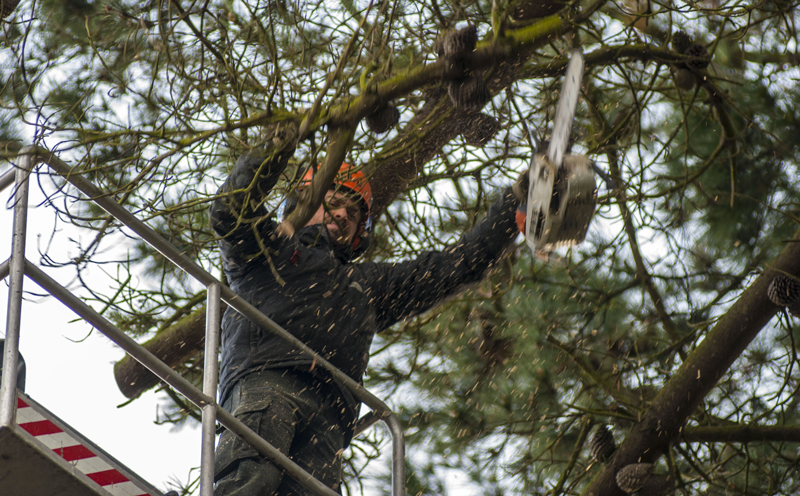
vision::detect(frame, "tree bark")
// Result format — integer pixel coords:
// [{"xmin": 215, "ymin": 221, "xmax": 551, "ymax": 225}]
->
[
  {"xmin": 582, "ymin": 230, "xmax": 800, "ymax": 496},
  {"xmin": 113, "ymin": 302, "xmax": 226, "ymax": 399}
]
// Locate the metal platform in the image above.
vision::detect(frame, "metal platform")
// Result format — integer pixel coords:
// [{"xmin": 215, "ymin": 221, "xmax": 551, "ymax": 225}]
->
[
  {"xmin": 0, "ymin": 392, "xmax": 163, "ymax": 496},
  {"xmin": 0, "ymin": 423, "xmax": 110, "ymax": 496}
]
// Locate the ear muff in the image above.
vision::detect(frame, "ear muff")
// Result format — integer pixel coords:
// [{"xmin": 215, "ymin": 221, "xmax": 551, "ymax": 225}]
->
[{"xmin": 350, "ymin": 214, "xmax": 372, "ymax": 258}]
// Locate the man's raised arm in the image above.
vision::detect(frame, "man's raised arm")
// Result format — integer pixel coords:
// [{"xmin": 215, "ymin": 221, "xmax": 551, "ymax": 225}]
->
[
  {"xmin": 209, "ymin": 127, "xmax": 297, "ymax": 253},
  {"xmin": 372, "ymin": 185, "xmax": 523, "ymax": 330}
]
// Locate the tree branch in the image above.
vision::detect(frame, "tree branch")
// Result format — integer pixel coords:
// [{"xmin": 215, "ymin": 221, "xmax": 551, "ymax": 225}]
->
[{"xmin": 581, "ymin": 229, "xmax": 800, "ymax": 496}]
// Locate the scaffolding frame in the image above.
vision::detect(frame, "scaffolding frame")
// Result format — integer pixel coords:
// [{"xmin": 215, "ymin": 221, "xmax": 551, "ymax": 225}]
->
[{"xmin": 0, "ymin": 146, "xmax": 406, "ymax": 496}]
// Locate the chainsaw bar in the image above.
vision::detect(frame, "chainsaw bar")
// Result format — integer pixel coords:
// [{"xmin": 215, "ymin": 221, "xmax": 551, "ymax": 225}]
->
[{"xmin": 547, "ymin": 50, "xmax": 584, "ymax": 169}]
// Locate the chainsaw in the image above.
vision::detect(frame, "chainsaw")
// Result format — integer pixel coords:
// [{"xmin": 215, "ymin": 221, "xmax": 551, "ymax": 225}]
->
[{"xmin": 524, "ymin": 49, "xmax": 597, "ymax": 256}]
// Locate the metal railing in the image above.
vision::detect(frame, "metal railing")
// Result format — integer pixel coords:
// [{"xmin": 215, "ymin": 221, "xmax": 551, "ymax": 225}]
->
[{"xmin": 0, "ymin": 146, "xmax": 406, "ymax": 496}]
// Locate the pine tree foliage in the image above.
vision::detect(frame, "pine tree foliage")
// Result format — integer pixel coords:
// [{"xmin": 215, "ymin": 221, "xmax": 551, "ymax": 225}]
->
[{"xmin": 2, "ymin": 0, "xmax": 800, "ymax": 495}]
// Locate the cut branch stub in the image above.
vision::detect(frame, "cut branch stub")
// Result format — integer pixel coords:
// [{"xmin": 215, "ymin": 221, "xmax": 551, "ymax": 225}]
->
[{"xmin": 113, "ymin": 302, "xmax": 224, "ymax": 399}]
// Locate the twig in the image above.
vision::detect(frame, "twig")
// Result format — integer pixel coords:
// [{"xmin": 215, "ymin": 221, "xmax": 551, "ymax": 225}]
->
[{"xmin": 297, "ymin": 1, "xmax": 375, "ymax": 142}]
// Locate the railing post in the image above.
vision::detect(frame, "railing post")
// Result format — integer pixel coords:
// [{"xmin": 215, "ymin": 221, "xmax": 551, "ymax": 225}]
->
[
  {"xmin": 0, "ymin": 155, "xmax": 34, "ymax": 426},
  {"xmin": 200, "ymin": 283, "xmax": 222, "ymax": 496},
  {"xmin": 386, "ymin": 414, "xmax": 406, "ymax": 496}
]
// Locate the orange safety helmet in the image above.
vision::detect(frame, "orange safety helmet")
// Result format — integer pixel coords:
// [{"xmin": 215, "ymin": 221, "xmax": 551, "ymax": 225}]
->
[{"xmin": 282, "ymin": 163, "xmax": 373, "ymax": 257}]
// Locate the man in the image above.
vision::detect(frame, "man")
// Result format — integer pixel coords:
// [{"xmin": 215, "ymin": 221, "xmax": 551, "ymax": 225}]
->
[{"xmin": 209, "ymin": 132, "xmax": 528, "ymax": 495}]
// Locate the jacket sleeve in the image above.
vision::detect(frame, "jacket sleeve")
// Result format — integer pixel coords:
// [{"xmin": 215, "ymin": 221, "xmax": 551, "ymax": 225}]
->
[
  {"xmin": 209, "ymin": 144, "xmax": 295, "ymax": 261},
  {"xmin": 371, "ymin": 188, "xmax": 520, "ymax": 330}
]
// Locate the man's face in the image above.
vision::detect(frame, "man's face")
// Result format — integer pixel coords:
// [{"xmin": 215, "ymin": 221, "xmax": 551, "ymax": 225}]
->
[{"xmin": 306, "ymin": 190, "xmax": 362, "ymax": 247}]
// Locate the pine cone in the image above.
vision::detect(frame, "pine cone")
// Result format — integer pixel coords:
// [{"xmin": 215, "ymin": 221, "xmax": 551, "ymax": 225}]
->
[
  {"xmin": 768, "ymin": 275, "xmax": 800, "ymax": 316},
  {"xmin": 671, "ymin": 31, "xmax": 693, "ymax": 55},
  {"xmin": 685, "ymin": 43, "xmax": 711, "ymax": 70},
  {"xmin": 673, "ymin": 68, "xmax": 696, "ymax": 91},
  {"xmin": 589, "ymin": 425, "xmax": 616, "ymax": 462},
  {"xmin": 462, "ymin": 113, "xmax": 501, "ymax": 147},
  {"xmin": 443, "ymin": 24, "xmax": 478, "ymax": 60},
  {"xmin": 448, "ymin": 76, "xmax": 490, "ymax": 111},
  {"xmin": 365, "ymin": 104, "xmax": 400, "ymax": 134},
  {"xmin": 616, "ymin": 463, "xmax": 654, "ymax": 493},
  {"xmin": 1, "ymin": 0, "xmax": 19, "ymax": 18}
]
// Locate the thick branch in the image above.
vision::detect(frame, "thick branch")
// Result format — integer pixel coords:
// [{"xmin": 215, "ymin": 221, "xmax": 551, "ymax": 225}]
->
[
  {"xmin": 113, "ymin": 302, "xmax": 225, "ymax": 399},
  {"xmin": 582, "ymin": 230, "xmax": 800, "ymax": 496}
]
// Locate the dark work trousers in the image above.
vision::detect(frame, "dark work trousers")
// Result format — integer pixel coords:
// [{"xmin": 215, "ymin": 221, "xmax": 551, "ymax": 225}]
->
[{"xmin": 214, "ymin": 369, "xmax": 346, "ymax": 496}]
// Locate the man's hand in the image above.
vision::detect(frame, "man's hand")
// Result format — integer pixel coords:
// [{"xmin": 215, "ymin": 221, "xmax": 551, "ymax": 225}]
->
[{"xmin": 512, "ymin": 168, "xmax": 530, "ymax": 203}]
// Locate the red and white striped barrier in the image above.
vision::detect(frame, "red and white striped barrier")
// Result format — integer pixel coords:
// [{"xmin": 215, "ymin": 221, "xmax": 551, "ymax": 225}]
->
[{"xmin": 15, "ymin": 392, "xmax": 161, "ymax": 496}]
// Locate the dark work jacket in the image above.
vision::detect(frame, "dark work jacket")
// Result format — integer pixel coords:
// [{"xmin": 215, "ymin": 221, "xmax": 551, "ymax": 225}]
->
[{"xmin": 209, "ymin": 150, "xmax": 520, "ymax": 441}]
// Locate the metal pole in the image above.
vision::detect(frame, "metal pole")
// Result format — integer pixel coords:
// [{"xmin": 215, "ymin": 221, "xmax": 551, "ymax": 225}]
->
[
  {"xmin": 0, "ymin": 155, "xmax": 32, "ymax": 426},
  {"xmin": 200, "ymin": 283, "xmax": 221, "ymax": 496},
  {"xmin": 384, "ymin": 413, "xmax": 407, "ymax": 496},
  {"xmin": 0, "ymin": 258, "xmax": 10, "ymax": 281},
  {"xmin": 352, "ymin": 410, "xmax": 381, "ymax": 438},
  {"xmin": 0, "ymin": 167, "xmax": 14, "ymax": 193}
]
